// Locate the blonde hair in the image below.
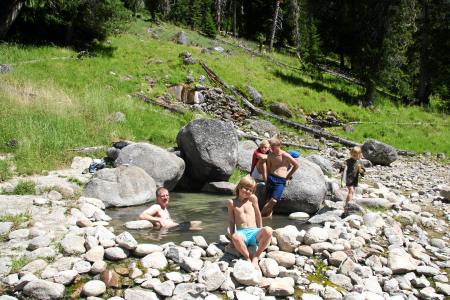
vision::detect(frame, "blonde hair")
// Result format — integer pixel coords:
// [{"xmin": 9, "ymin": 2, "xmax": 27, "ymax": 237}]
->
[
  {"xmin": 351, "ymin": 146, "xmax": 362, "ymax": 155},
  {"xmin": 233, "ymin": 176, "xmax": 257, "ymax": 196},
  {"xmin": 269, "ymin": 136, "xmax": 282, "ymax": 146},
  {"xmin": 260, "ymin": 140, "xmax": 270, "ymax": 147}
]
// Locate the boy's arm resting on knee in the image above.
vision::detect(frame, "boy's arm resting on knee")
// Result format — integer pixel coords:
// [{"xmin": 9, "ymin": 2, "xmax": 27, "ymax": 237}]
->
[
  {"xmin": 251, "ymin": 195, "xmax": 263, "ymax": 229},
  {"xmin": 227, "ymin": 200, "xmax": 236, "ymax": 247}
]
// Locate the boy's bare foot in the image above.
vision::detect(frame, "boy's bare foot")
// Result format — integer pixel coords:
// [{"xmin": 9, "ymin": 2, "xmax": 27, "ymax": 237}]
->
[
  {"xmin": 262, "ymin": 211, "xmax": 273, "ymax": 219},
  {"xmin": 251, "ymin": 256, "xmax": 260, "ymax": 270}
]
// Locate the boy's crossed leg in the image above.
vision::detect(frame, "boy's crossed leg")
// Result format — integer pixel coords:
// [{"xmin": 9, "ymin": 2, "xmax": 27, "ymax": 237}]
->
[{"xmin": 231, "ymin": 226, "xmax": 273, "ymax": 269}]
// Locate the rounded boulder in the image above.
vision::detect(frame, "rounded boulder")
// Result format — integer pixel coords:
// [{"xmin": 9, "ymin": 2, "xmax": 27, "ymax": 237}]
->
[
  {"xmin": 114, "ymin": 143, "xmax": 185, "ymax": 190},
  {"xmin": 83, "ymin": 166, "xmax": 156, "ymax": 208},
  {"xmin": 362, "ymin": 139, "xmax": 398, "ymax": 165},
  {"xmin": 176, "ymin": 118, "xmax": 238, "ymax": 184}
]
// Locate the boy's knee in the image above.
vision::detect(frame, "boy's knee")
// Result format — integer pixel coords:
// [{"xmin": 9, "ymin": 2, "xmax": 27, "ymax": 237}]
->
[
  {"xmin": 232, "ymin": 233, "xmax": 243, "ymax": 242},
  {"xmin": 264, "ymin": 226, "xmax": 273, "ymax": 236}
]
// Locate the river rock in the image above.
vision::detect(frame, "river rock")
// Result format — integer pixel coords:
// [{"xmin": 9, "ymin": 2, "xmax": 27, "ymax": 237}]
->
[
  {"xmin": 23, "ymin": 280, "xmax": 65, "ymax": 300},
  {"xmin": 176, "ymin": 118, "xmax": 238, "ymax": 184},
  {"xmin": 237, "ymin": 140, "xmax": 258, "ymax": 173},
  {"xmin": 123, "ymin": 288, "xmax": 159, "ymax": 300},
  {"xmin": 124, "ymin": 220, "xmax": 153, "ymax": 230},
  {"xmin": 266, "ymin": 251, "xmax": 295, "ymax": 268},
  {"xmin": 198, "ymin": 263, "xmax": 226, "ymax": 291},
  {"xmin": 28, "ymin": 236, "xmax": 51, "ymax": 250},
  {"xmin": 73, "ymin": 261, "xmax": 91, "ymax": 273},
  {"xmin": 154, "ymin": 280, "xmax": 175, "ymax": 297},
  {"xmin": 83, "ymin": 166, "xmax": 157, "ymax": 208},
  {"xmin": 273, "ymin": 228, "xmax": 297, "ymax": 252},
  {"xmin": 61, "ymin": 235, "xmax": 86, "ymax": 254},
  {"xmin": 362, "ymin": 212, "xmax": 386, "ymax": 228},
  {"xmin": 114, "ymin": 143, "xmax": 185, "ymax": 190},
  {"xmin": 269, "ymin": 103, "xmax": 293, "ymax": 118},
  {"xmin": 104, "ymin": 247, "xmax": 129, "ymax": 261},
  {"xmin": 85, "ymin": 246, "xmax": 105, "ymax": 262},
  {"xmin": 141, "ymin": 252, "xmax": 168, "ymax": 270},
  {"xmin": 174, "ymin": 31, "xmax": 189, "ymax": 45},
  {"xmin": 202, "ymin": 181, "xmax": 236, "ymax": 195},
  {"xmin": 330, "ymin": 274, "xmax": 353, "ymax": 290},
  {"xmin": 82, "ymin": 280, "xmax": 106, "ymax": 296},
  {"xmin": 306, "ymin": 155, "xmax": 333, "ymax": 174},
  {"xmin": 233, "ymin": 260, "xmax": 259, "ymax": 286},
  {"xmin": 388, "ymin": 248, "xmax": 420, "ymax": 274},
  {"xmin": 133, "ymin": 244, "xmax": 163, "ymax": 256},
  {"xmin": 247, "ymin": 120, "xmax": 280, "ymax": 137},
  {"xmin": 361, "ymin": 139, "xmax": 398, "ymax": 165},
  {"xmin": 259, "ymin": 258, "xmax": 279, "ymax": 278},
  {"xmin": 54, "ymin": 270, "xmax": 78, "ymax": 285},
  {"xmin": 269, "ymin": 277, "xmax": 295, "ymax": 296},
  {"xmin": 303, "ymin": 227, "xmax": 329, "ymax": 245},
  {"xmin": 247, "ymin": 86, "xmax": 262, "ymax": 106},
  {"xmin": 115, "ymin": 231, "xmax": 138, "ymax": 250},
  {"xmin": 356, "ymin": 198, "xmax": 392, "ymax": 208}
]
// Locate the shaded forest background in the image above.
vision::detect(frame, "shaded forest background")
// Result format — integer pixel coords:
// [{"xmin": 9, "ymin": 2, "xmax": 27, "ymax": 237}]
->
[{"xmin": 1, "ymin": 0, "xmax": 450, "ymax": 111}]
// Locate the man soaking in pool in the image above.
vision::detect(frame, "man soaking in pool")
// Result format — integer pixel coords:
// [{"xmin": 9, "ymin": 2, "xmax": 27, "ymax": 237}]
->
[
  {"xmin": 139, "ymin": 187, "xmax": 202, "ymax": 229},
  {"xmin": 228, "ymin": 176, "xmax": 273, "ymax": 270}
]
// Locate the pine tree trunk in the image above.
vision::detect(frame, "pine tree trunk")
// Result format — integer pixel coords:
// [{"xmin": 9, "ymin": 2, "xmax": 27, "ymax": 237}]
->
[
  {"xmin": 290, "ymin": 0, "xmax": 300, "ymax": 49},
  {"xmin": 215, "ymin": 0, "xmax": 222, "ymax": 32},
  {"xmin": 364, "ymin": 79, "xmax": 376, "ymax": 103},
  {"xmin": 232, "ymin": 0, "xmax": 236, "ymax": 38},
  {"xmin": 0, "ymin": 0, "xmax": 24, "ymax": 39},
  {"xmin": 269, "ymin": 0, "xmax": 280, "ymax": 53},
  {"xmin": 133, "ymin": 0, "xmax": 138, "ymax": 17},
  {"xmin": 225, "ymin": 0, "xmax": 232, "ymax": 35},
  {"xmin": 416, "ymin": 0, "xmax": 429, "ymax": 105}
]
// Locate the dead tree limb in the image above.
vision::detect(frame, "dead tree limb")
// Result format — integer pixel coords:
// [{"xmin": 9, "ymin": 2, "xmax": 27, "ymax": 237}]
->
[
  {"xmin": 240, "ymin": 133, "xmax": 321, "ymax": 150},
  {"xmin": 200, "ymin": 61, "xmax": 362, "ymax": 148},
  {"xmin": 136, "ymin": 94, "xmax": 185, "ymax": 114}
]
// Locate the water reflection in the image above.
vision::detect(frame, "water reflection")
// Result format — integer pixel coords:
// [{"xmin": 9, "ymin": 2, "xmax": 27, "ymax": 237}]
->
[{"xmin": 106, "ymin": 192, "xmax": 314, "ymax": 245}]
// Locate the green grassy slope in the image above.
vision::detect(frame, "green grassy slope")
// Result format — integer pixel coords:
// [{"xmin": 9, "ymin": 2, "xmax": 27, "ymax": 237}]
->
[{"xmin": 0, "ymin": 18, "xmax": 449, "ymax": 180}]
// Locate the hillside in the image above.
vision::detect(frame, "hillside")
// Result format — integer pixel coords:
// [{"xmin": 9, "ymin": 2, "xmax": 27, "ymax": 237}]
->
[{"xmin": 1, "ymin": 19, "xmax": 450, "ymax": 180}]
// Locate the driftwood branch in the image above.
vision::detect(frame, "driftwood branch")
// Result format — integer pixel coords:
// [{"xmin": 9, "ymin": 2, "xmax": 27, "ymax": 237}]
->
[
  {"xmin": 350, "ymin": 121, "xmax": 448, "ymax": 126},
  {"xmin": 200, "ymin": 61, "xmax": 362, "ymax": 148},
  {"xmin": 136, "ymin": 94, "xmax": 185, "ymax": 115},
  {"xmin": 240, "ymin": 133, "xmax": 321, "ymax": 150}
]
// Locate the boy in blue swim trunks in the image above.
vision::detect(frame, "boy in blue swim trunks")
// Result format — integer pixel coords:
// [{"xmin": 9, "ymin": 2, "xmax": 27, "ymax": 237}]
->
[
  {"xmin": 228, "ymin": 176, "xmax": 273, "ymax": 269},
  {"xmin": 261, "ymin": 136, "xmax": 299, "ymax": 218}
]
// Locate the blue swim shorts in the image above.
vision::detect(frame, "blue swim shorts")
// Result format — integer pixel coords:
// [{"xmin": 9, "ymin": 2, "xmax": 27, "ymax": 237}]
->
[
  {"xmin": 266, "ymin": 174, "xmax": 287, "ymax": 200},
  {"xmin": 236, "ymin": 227, "xmax": 259, "ymax": 246}
]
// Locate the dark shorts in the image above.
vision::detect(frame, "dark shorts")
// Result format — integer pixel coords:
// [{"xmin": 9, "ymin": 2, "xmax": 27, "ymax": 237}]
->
[{"xmin": 266, "ymin": 174, "xmax": 287, "ymax": 201}]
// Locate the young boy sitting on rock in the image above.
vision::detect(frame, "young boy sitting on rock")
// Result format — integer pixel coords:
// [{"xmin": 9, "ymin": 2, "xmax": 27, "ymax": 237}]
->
[
  {"xmin": 341, "ymin": 146, "xmax": 365, "ymax": 204},
  {"xmin": 250, "ymin": 140, "xmax": 271, "ymax": 182},
  {"xmin": 228, "ymin": 176, "xmax": 273, "ymax": 269}
]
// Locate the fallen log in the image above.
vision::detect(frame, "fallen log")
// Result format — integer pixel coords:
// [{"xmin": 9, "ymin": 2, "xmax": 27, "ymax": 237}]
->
[
  {"xmin": 200, "ymin": 61, "xmax": 362, "ymax": 148},
  {"xmin": 240, "ymin": 133, "xmax": 321, "ymax": 150},
  {"xmin": 136, "ymin": 94, "xmax": 185, "ymax": 115}
]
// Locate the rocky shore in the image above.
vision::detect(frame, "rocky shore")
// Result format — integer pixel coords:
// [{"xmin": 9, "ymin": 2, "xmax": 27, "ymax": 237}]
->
[{"xmin": 1, "ymin": 146, "xmax": 450, "ymax": 300}]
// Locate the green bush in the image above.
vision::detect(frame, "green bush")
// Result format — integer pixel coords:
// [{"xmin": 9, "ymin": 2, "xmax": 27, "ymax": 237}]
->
[{"xmin": 2, "ymin": 180, "xmax": 36, "ymax": 195}]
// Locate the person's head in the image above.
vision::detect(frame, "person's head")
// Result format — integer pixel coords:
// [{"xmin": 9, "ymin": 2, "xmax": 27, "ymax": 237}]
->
[
  {"xmin": 350, "ymin": 146, "xmax": 362, "ymax": 160},
  {"xmin": 269, "ymin": 136, "xmax": 282, "ymax": 152},
  {"xmin": 260, "ymin": 140, "xmax": 270, "ymax": 154},
  {"xmin": 234, "ymin": 176, "xmax": 257, "ymax": 198},
  {"xmin": 156, "ymin": 187, "xmax": 169, "ymax": 208}
]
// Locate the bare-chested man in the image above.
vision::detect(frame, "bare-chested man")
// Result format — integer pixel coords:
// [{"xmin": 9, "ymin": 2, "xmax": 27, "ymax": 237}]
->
[
  {"xmin": 139, "ymin": 187, "xmax": 201, "ymax": 229},
  {"xmin": 261, "ymin": 136, "xmax": 299, "ymax": 218},
  {"xmin": 228, "ymin": 176, "xmax": 273, "ymax": 269}
]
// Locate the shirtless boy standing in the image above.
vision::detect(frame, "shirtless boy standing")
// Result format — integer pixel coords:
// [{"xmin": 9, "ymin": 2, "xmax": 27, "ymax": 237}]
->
[
  {"xmin": 261, "ymin": 136, "xmax": 299, "ymax": 218},
  {"xmin": 228, "ymin": 176, "xmax": 273, "ymax": 269}
]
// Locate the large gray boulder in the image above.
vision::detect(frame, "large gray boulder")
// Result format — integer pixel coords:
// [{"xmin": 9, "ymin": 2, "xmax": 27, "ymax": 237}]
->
[
  {"xmin": 306, "ymin": 155, "xmax": 333, "ymax": 174},
  {"xmin": 362, "ymin": 139, "xmax": 398, "ymax": 165},
  {"xmin": 114, "ymin": 143, "xmax": 185, "ymax": 190},
  {"xmin": 257, "ymin": 157, "xmax": 326, "ymax": 214},
  {"xmin": 174, "ymin": 31, "xmax": 189, "ymax": 45},
  {"xmin": 83, "ymin": 166, "xmax": 156, "ymax": 208},
  {"xmin": 237, "ymin": 140, "xmax": 258, "ymax": 173},
  {"xmin": 176, "ymin": 118, "xmax": 238, "ymax": 184},
  {"xmin": 247, "ymin": 86, "xmax": 262, "ymax": 106},
  {"xmin": 247, "ymin": 120, "xmax": 280, "ymax": 137}
]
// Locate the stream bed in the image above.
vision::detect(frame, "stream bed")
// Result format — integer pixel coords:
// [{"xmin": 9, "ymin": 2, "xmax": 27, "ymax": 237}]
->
[{"xmin": 106, "ymin": 192, "xmax": 315, "ymax": 245}]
